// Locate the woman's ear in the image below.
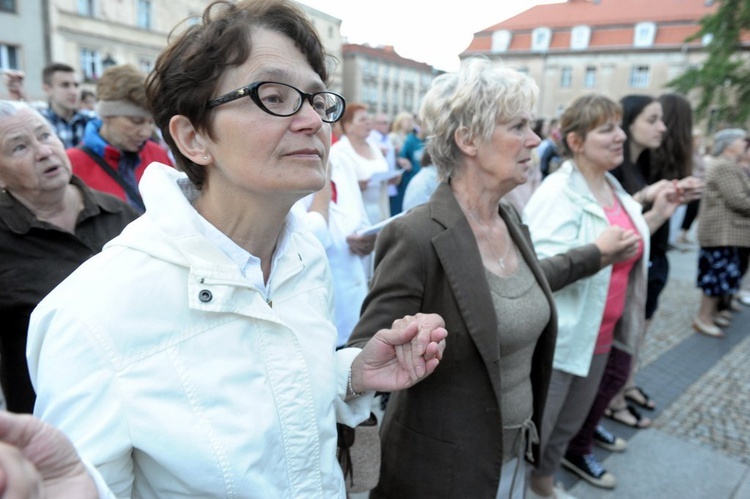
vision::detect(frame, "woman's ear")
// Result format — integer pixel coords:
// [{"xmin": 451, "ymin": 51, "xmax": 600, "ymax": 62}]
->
[
  {"xmin": 169, "ymin": 115, "xmax": 212, "ymax": 165},
  {"xmin": 454, "ymin": 126, "xmax": 478, "ymax": 157},
  {"xmin": 566, "ymin": 131, "xmax": 583, "ymax": 156}
]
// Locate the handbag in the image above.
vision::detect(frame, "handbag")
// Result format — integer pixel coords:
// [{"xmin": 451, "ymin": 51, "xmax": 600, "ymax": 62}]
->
[{"xmin": 336, "ymin": 412, "xmax": 381, "ymax": 493}]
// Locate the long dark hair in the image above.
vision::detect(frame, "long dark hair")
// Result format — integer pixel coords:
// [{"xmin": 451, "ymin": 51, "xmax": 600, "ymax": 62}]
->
[
  {"xmin": 615, "ymin": 94, "xmax": 657, "ymax": 194},
  {"xmin": 650, "ymin": 93, "xmax": 693, "ymax": 181}
]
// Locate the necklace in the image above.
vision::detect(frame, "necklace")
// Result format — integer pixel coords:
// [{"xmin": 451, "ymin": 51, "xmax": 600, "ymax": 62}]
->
[{"xmin": 466, "ymin": 210, "xmax": 511, "ymax": 271}]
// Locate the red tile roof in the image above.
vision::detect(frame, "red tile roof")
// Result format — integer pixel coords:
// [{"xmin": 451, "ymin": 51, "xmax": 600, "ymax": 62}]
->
[
  {"xmin": 483, "ymin": 0, "xmax": 717, "ymax": 31},
  {"xmin": 460, "ymin": 0, "xmax": 746, "ymax": 54}
]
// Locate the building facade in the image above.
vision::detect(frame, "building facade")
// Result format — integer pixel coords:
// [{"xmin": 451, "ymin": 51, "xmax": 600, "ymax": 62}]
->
[
  {"xmin": 0, "ymin": 0, "xmax": 47, "ymax": 101},
  {"xmin": 461, "ymin": 0, "xmax": 730, "ymax": 122},
  {"xmin": 297, "ymin": 2, "xmax": 343, "ymax": 93},
  {"xmin": 0, "ymin": 0, "xmax": 343, "ymax": 102},
  {"xmin": 342, "ymin": 43, "xmax": 439, "ymax": 119}
]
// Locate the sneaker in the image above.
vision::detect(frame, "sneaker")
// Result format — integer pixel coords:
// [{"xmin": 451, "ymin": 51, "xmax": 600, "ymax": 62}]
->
[
  {"xmin": 593, "ymin": 424, "xmax": 627, "ymax": 452},
  {"xmin": 561, "ymin": 452, "xmax": 616, "ymax": 489}
]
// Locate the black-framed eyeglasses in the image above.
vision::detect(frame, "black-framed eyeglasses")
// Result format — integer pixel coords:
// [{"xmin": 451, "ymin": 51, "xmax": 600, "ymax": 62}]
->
[{"xmin": 207, "ymin": 81, "xmax": 346, "ymax": 123}]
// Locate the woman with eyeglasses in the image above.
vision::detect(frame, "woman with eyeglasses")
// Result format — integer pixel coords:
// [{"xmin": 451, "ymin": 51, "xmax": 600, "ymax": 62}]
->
[{"xmin": 6, "ymin": 1, "xmax": 447, "ymax": 497}]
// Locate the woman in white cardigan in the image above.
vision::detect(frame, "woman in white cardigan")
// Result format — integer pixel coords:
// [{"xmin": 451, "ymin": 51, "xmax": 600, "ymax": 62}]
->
[{"xmin": 523, "ymin": 94, "xmax": 676, "ymax": 497}]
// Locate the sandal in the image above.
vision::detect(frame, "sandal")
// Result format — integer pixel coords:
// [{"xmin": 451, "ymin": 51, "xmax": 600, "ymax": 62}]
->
[
  {"xmin": 624, "ymin": 386, "xmax": 656, "ymax": 410},
  {"xmin": 604, "ymin": 404, "xmax": 652, "ymax": 429}
]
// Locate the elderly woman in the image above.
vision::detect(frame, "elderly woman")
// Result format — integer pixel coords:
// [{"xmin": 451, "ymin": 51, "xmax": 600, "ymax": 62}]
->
[
  {"xmin": 67, "ymin": 64, "xmax": 172, "ymax": 213},
  {"xmin": 347, "ymin": 60, "xmax": 636, "ymax": 499},
  {"xmin": 693, "ymin": 128, "xmax": 750, "ymax": 337},
  {"xmin": 0, "ymin": 101, "xmax": 138, "ymax": 414},
  {"xmin": 524, "ymin": 94, "xmax": 679, "ymax": 494},
  {"xmin": 7, "ymin": 1, "xmax": 447, "ymax": 497}
]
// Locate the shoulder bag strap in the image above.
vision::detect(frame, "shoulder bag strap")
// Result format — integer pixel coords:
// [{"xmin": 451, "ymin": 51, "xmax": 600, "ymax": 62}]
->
[{"xmin": 77, "ymin": 145, "xmax": 145, "ymax": 210}]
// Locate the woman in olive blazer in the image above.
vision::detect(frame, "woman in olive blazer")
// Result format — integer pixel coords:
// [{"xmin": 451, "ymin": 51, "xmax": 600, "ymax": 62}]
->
[{"xmin": 347, "ymin": 59, "xmax": 637, "ymax": 499}]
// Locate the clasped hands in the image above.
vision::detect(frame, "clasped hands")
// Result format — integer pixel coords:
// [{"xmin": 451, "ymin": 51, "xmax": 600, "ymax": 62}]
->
[{"xmin": 349, "ymin": 313, "xmax": 447, "ymax": 395}]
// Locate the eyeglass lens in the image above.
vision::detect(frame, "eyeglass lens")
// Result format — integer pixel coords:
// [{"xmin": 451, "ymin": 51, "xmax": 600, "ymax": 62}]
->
[{"xmin": 257, "ymin": 83, "xmax": 342, "ymax": 122}]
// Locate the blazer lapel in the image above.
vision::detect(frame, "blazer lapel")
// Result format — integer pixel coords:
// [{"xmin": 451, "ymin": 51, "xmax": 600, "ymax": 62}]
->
[
  {"xmin": 429, "ymin": 184, "xmax": 503, "ymax": 407},
  {"xmin": 498, "ymin": 202, "xmax": 554, "ymax": 299}
]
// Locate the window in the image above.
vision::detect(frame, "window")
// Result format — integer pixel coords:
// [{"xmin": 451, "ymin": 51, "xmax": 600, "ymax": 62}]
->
[
  {"xmin": 629, "ymin": 65, "xmax": 650, "ymax": 88},
  {"xmin": 531, "ymin": 27, "xmax": 552, "ymax": 52},
  {"xmin": 584, "ymin": 66, "xmax": 596, "ymax": 88},
  {"xmin": 0, "ymin": 44, "xmax": 19, "ymax": 71},
  {"xmin": 78, "ymin": 0, "xmax": 95, "ymax": 16},
  {"xmin": 491, "ymin": 30, "xmax": 512, "ymax": 53},
  {"xmin": 403, "ymin": 89, "xmax": 413, "ymax": 111},
  {"xmin": 570, "ymin": 26, "xmax": 591, "ymax": 50},
  {"xmin": 560, "ymin": 66, "xmax": 572, "ymax": 88},
  {"xmin": 137, "ymin": 0, "xmax": 152, "ymax": 29},
  {"xmin": 80, "ymin": 48, "xmax": 101, "ymax": 81},
  {"xmin": 0, "ymin": 0, "xmax": 16, "ymax": 13},
  {"xmin": 633, "ymin": 22, "xmax": 656, "ymax": 48}
]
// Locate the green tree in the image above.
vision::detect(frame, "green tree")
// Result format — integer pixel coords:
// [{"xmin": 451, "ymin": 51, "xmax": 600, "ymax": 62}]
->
[{"xmin": 668, "ymin": 0, "xmax": 750, "ymax": 128}]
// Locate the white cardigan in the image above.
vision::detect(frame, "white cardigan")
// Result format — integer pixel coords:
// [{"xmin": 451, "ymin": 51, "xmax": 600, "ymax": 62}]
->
[
  {"xmin": 28, "ymin": 163, "xmax": 373, "ymax": 498},
  {"xmin": 523, "ymin": 160, "xmax": 650, "ymax": 377}
]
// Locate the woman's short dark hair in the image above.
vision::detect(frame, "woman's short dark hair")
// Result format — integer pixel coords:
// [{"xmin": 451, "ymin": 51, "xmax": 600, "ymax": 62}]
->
[{"xmin": 146, "ymin": 0, "xmax": 329, "ymax": 188}]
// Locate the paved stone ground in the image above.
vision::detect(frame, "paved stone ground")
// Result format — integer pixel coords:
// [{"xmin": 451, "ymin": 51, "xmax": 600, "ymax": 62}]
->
[
  {"xmin": 562, "ymin": 231, "xmax": 750, "ymax": 498},
  {"xmin": 644, "ymin": 242, "xmax": 750, "ymax": 466},
  {"xmin": 639, "ymin": 248, "xmax": 702, "ymax": 369},
  {"xmin": 653, "ymin": 312, "xmax": 750, "ymax": 465}
]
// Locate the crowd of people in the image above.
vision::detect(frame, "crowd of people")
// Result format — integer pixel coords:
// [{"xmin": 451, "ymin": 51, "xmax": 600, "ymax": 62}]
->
[{"xmin": 0, "ymin": 0, "xmax": 749, "ymax": 498}]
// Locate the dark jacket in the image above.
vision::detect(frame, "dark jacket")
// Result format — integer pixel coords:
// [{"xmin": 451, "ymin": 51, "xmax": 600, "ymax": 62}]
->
[
  {"xmin": 0, "ymin": 176, "xmax": 138, "ymax": 413},
  {"xmin": 347, "ymin": 182, "xmax": 600, "ymax": 498}
]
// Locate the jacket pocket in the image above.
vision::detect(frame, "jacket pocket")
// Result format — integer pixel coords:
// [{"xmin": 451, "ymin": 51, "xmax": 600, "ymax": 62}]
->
[{"xmin": 376, "ymin": 420, "xmax": 457, "ymax": 498}]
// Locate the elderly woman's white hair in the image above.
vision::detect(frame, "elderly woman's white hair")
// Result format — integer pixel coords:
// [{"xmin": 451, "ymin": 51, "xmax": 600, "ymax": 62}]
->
[
  {"xmin": 711, "ymin": 128, "xmax": 747, "ymax": 157},
  {"xmin": 419, "ymin": 58, "xmax": 538, "ymax": 180},
  {"xmin": 0, "ymin": 99, "xmax": 32, "ymax": 118}
]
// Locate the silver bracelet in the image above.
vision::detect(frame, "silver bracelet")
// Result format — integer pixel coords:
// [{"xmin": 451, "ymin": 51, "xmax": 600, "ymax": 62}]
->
[{"xmin": 347, "ymin": 368, "xmax": 363, "ymax": 397}]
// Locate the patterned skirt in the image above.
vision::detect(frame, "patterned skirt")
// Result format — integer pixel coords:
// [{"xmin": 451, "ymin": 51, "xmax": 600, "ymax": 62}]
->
[{"xmin": 697, "ymin": 246, "xmax": 749, "ymax": 296}]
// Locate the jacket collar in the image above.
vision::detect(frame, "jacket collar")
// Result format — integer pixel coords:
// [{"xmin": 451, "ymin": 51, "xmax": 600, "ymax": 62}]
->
[
  {"xmin": 427, "ymin": 183, "xmax": 501, "ymax": 406},
  {"xmin": 0, "ymin": 175, "xmax": 131, "ymax": 235},
  {"xmin": 427, "ymin": 182, "xmax": 557, "ymax": 408}
]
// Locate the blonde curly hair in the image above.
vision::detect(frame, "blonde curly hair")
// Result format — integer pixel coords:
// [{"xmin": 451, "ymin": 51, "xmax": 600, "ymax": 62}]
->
[{"xmin": 420, "ymin": 58, "xmax": 538, "ymax": 180}]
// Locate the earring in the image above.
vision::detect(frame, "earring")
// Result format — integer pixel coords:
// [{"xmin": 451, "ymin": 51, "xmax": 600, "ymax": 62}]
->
[{"xmin": 203, "ymin": 156, "xmax": 208, "ymax": 161}]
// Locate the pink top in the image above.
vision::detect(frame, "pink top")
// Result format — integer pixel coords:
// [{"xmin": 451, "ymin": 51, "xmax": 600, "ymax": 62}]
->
[{"xmin": 595, "ymin": 196, "xmax": 643, "ymax": 354}]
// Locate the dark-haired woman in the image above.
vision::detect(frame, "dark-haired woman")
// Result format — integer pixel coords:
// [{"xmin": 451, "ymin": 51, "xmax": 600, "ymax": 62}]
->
[{"xmin": 13, "ymin": 1, "xmax": 447, "ymax": 496}]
